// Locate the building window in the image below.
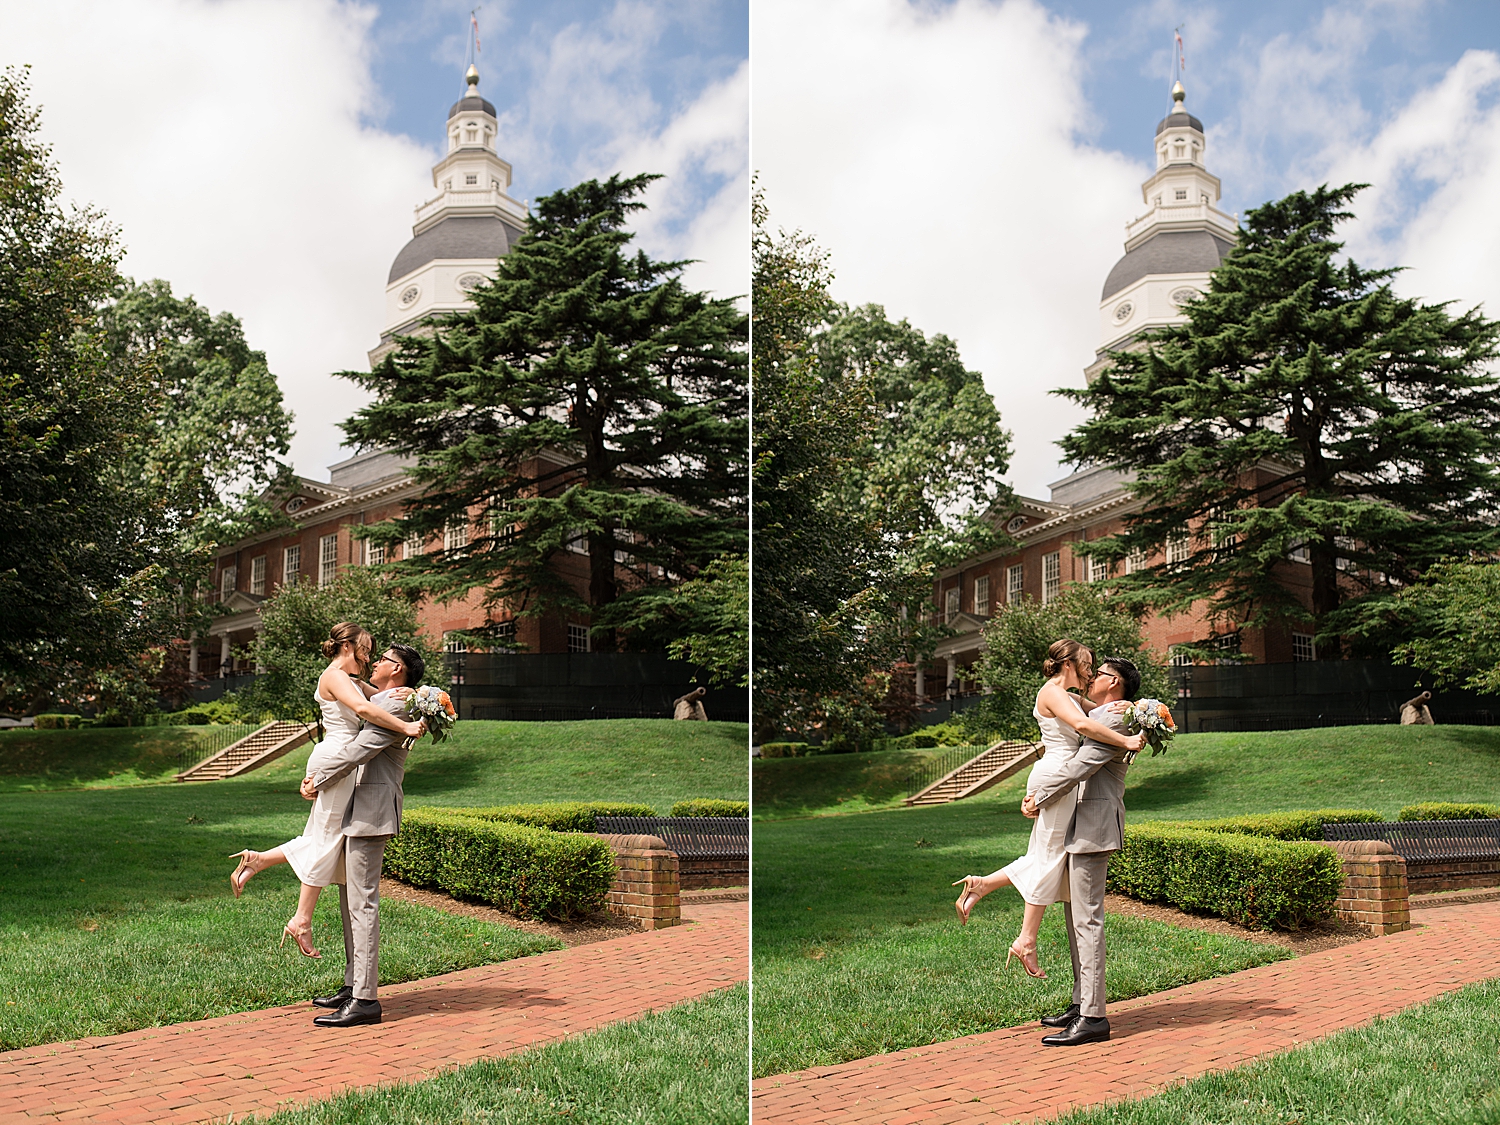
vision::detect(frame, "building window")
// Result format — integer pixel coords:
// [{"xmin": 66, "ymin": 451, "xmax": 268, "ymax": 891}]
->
[
  {"xmin": 443, "ymin": 631, "xmax": 468, "ymax": 654},
  {"xmin": 366, "ymin": 542, "xmax": 385, "ymax": 567},
  {"xmin": 1166, "ymin": 531, "xmax": 1191, "ymax": 567},
  {"xmin": 219, "ymin": 565, "xmax": 237, "ymax": 601},
  {"xmin": 1007, "ymin": 564, "xmax": 1024, "ymax": 604},
  {"xmin": 1289, "ymin": 539, "xmax": 1310, "ymax": 564},
  {"xmin": 495, "ymin": 620, "xmax": 517, "ymax": 644},
  {"xmin": 445, "ymin": 520, "xmax": 469, "ymax": 552},
  {"xmin": 405, "ymin": 530, "xmax": 423, "ymax": 558},
  {"xmin": 249, "ymin": 556, "xmax": 266, "ymax": 596},
  {"xmin": 566, "ymin": 528, "xmax": 589, "ymax": 555},
  {"xmin": 319, "ymin": 534, "xmax": 337, "ymax": 587},
  {"xmin": 1174, "ymin": 188, "xmax": 1188, "ymax": 200},
  {"xmin": 283, "ymin": 544, "xmax": 300, "ymax": 587},
  {"xmin": 464, "ymin": 172, "xmax": 478, "ymax": 185},
  {"xmin": 1125, "ymin": 547, "xmax": 1146, "ymax": 574},
  {"xmin": 567, "ymin": 624, "xmax": 591, "ymax": 653},
  {"xmin": 944, "ymin": 587, "xmax": 960, "ymax": 624},
  {"xmin": 1292, "ymin": 633, "xmax": 1317, "ymax": 662},
  {"xmin": 1334, "ymin": 535, "xmax": 1355, "ymax": 572},
  {"xmin": 1088, "ymin": 555, "xmax": 1110, "ymax": 583},
  {"xmin": 974, "ymin": 575, "xmax": 989, "ymax": 617},
  {"xmin": 1169, "ymin": 647, "xmax": 1194, "ymax": 668},
  {"xmin": 1213, "ymin": 633, "xmax": 1242, "ymax": 663},
  {"xmin": 1042, "ymin": 552, "xmax": 1061, "ymax": 604}
]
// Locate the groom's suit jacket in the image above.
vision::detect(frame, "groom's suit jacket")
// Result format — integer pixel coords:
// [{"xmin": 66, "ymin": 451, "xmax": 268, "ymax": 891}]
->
[
  {"xmin": 1029, "ymin": 703, "xmax": 1130, "ymax": 855},
  {"xmin": 309, "ymin": 690, "xmax": 411, "ymax": 838}
]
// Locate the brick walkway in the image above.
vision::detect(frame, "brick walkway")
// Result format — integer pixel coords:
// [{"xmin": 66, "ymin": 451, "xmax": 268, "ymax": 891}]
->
[
  {"xmin": 753, "ymin": 898, "xmax": 1500, "ymax": 1123},
  {"xmin": 0, "ymin": 901, "xmax": 746, "ymax": 1124}
]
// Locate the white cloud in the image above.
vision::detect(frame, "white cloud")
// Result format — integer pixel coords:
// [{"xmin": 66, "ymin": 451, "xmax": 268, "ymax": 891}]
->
[
  {"xmin": 752, "ymin": 0, "xmax": 1145, "ymax": 498},
  {"xmin": 0, "ymin": 0, "xmax": 747, "ymax": 481}
]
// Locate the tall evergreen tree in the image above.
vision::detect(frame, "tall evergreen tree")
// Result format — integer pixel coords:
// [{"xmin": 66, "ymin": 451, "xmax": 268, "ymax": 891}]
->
[
  {"xmin": 340, "ymin": 174, "xmax": 747, "ymax": 650},
  {"xmin": 1061, "ymin": 184, "xmax": 1500, "ymax": 652}
]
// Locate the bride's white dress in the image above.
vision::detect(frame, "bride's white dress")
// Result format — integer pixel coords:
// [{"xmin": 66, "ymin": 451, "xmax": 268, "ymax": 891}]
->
[
  {"xmin": 999, "ymin": 694, "xmax": 1086, "ymax": 905},
  {"xmin": 280, "ymin": 690, "xmax": 361, "ymax": 888}
]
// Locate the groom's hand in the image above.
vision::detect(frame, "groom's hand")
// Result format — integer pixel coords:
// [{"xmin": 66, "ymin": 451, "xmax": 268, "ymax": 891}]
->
[
  {"xmin": 1021, "ymin": 794, "xmax": 1039, "ymax": 818},
  {"xmin": 300, "ymin": 776, "xmax": 318, "ymax": 801}
]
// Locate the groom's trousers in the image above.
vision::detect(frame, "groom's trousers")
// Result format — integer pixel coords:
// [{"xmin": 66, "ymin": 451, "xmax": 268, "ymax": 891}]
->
[
  {"xmin": 338, "ymin": 834, "xmax": 391, "ymax": 1002},
  {"xmin": 1061, "ymin": 851, "xmax": 1110, "ymax": 1019}
]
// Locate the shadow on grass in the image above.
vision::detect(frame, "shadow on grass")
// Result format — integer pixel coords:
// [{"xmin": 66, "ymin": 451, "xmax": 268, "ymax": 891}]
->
[{"xmin": 1123, "ymin": 762, "xmax": 1216, "ymax": 814}]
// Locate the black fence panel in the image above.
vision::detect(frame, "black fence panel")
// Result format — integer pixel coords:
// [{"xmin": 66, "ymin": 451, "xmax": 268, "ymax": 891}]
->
[
  {"xmin": 594, "ymin": 816, "xmax": 748, "ymax": 860},
  {"xmin": 1324, "ymin": 820, "xmax": 1500, "ymax": 863}
]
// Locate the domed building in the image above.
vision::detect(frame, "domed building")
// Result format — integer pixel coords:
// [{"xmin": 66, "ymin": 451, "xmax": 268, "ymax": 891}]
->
[
  {"xmin": 370, "ymin": 65, "xmax": 528, "ymax": 365},
  {"xmin": 925, "ymin": 85, "xmax": 1321, "ymax": 716}
]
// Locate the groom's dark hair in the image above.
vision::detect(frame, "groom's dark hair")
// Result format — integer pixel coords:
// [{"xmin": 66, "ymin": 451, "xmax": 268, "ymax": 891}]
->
[
  {"xmin": 1101, "ymin": 657, "xmax": 1141, "ymax": 700},
  {"xmin": 388, "ymin": 643, "xmax": 425, "ymax": 689}
]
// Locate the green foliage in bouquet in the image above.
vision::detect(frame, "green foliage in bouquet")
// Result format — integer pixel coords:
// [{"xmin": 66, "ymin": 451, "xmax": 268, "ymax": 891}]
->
[
  {"xmin": 1109, "ymin": 822, "xmax": 1344, "ymax": 930},
  {"xmin": 384, "ymin": 809, "xmax": 616, "ymax": 921},
  {"xmin": 1397, "ymin": 802, "xmax": 1500, "ymax": 821},
  {"xmin": 670, "ymin": 799, "xmax": 748, "ymax": 818}
]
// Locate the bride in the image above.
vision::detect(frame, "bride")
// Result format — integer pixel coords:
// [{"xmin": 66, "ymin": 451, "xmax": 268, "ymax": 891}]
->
[
  {"xmin": 228, "ymin": 621, "xmax": 424, "ymax": 957},
  {"xmin": 950, "ymin": 639, "xmax": 1143, "ymax": 977}
]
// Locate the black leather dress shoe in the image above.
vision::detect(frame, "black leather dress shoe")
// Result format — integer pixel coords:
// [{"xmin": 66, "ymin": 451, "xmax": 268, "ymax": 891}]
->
[
  {"xmin": 1039, "ymin": 1003, "xmax": 1081, "ymax": 1029},
  {"xmin": 312, "ymin": 985, "xmax": 354, "ymax": 1010},
  {"xmin": 1041, "ymin": 1015, "xmax": 1110, "ymax": 1046},
  {"xmin": 313, "ymin": 997, "xmax": 382, "ymax": 1027}
]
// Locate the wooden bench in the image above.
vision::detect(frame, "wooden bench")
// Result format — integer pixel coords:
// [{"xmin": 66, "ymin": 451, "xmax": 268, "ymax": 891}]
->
[
  {"xmin": 595, "ymin": 816, "xmax": 748, "ymax": 889},
  {"xmin": 1324, "ymin": 819, "xmax": 1500, "ymax": 894}
]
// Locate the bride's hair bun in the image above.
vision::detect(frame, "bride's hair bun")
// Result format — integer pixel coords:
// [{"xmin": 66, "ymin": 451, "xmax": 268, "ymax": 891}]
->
[
  {"xmin": 1042, "ymin": 638, "xmax": 1091, "ymax": 678},
  {"xmin": 322, "ymin": 621, "xmax": 370, "ymax": 660}
]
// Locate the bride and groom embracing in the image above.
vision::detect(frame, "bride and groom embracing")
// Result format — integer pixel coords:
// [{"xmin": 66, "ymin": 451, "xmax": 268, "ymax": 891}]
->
[
  {"xmin": 953, "ymin": 639, "xmax": 1146, "ymax": 1047},
  {"xmin": 228, "ymin": 621, "xmax": 428, "ymax": 1028}
]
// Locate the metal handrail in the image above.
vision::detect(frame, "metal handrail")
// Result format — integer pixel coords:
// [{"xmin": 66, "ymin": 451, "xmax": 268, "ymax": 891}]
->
[
  {"xmin": 904, "ymin": 744, "xmax": 991, "ymax": 801},
  {"xmin": 174, "ymin": 722, "xmax": 264, "ymax": 775}
]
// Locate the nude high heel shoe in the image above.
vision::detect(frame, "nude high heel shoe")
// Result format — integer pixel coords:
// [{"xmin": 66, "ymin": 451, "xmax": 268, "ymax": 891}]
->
[
  {"xmin": 229, "ymin": 850, "xmax": 257, "ymax": 898},
  {"xmin": 951, "ymin": 876, "xmax": 983, "ymax": 925},
  {"xmin": 281, "ymin": 921, "xmax": 322, "ymax": 959},
  {"xmin": 1007, "ymin": 940, "xmax": 1046, "ymax": 979}
]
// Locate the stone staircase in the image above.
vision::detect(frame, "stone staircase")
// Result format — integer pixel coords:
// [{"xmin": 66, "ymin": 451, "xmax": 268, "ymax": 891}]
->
[
  {"xmin": 176, "ymin": 721, "xmax": 315, "ymax": 783},
  {"xmin": 904, "ymin": 739, "xmax": 1043, "ymax": 807}
]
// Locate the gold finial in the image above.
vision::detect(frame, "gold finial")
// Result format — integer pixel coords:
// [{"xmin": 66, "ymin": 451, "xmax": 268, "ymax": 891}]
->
[
  {"xmin": 465, "ymin": 64, "xmax": 480, "ymax": 90},
  {"xmin": 1171, "ymin": 80, "xmax": 1186, "ymax": 112}
]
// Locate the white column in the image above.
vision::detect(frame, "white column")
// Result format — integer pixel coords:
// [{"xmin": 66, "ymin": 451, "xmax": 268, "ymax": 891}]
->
[
  {"xmin": 915, "ymin": 665, "xmax": 926, "ymax": 701},
  {"xmin": 188, "ymin": 638, "xmax": 199, "ymax": 676},
  {"xmin": 252, "ymin": 624, "xmax": 265, "ymax": 674},
  {"xmin": 946, "ymin": 655, "xmax": 957, "ymax": 698},
  {"xmin": 219, "ymin": 634, "xmax": 231, "ymax": 679}
]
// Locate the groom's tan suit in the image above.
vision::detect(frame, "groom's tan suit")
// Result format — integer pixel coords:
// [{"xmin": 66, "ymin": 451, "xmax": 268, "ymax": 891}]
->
[
  {"xmin": 1028, "ymin": 704, "xmax": 1131, "ymax": 1020},
  {"xmin": 308, "ymin": 690, "xmax": 411, "ymax": 1002}
]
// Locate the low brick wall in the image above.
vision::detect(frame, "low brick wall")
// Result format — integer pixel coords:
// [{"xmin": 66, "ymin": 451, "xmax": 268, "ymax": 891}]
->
[
  {"xmin": 591, "ymin": 833, "xmax": 681, "ymax": 930},
  {"xmin": 1404, "ymin": 858, "xmax": 1500, "ymax": 894},
  {"xmin": 679, "ymin": 856, "xmax": 749, "ymax": 890},
  {"xmin": 1330, "ymin": 839, "xmax": 1410, "ymax": 935}
]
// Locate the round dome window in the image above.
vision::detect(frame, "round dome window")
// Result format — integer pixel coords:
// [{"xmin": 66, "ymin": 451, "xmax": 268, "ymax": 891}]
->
[
  {"xmin": 1171, "ymin": 287, "xmax": 1199, "ymax": 306},
  {"xmin": 457, "ymin": 273, "xmax": 485, "ymax": 292},
  {"xmin": 286, "ymin": 497, "xmax": 306, "ymax": 514},
  {"xmin": 1006, "ymin": 515, "xmax": 1027, "ymax": 533},
  {"xmin": 1113, "ymin": 301, "xmax": 1134, "ymax": 322},
  {"xmin": 399, "ymin": 285, "xmax": 421, "ymax": 308}
]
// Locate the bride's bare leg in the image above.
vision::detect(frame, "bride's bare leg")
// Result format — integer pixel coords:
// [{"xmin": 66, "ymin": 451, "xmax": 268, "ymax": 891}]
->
[
  {"xmin": 1008, "ymin": 902, "xmax": 1048, "ymax": 977},
  {"xmin": 288, "ymin": 882, "xmax": 322, "ymax": 929}
]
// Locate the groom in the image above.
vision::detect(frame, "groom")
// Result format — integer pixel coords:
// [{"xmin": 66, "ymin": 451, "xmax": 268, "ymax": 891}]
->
[
  {"xmin": 1021, "ymin": 655, "xmax": 1141, "ymax": 1047},
  {"xmin": 300, "ymin": 642, "xmax": 426, "ymax": 1028}
]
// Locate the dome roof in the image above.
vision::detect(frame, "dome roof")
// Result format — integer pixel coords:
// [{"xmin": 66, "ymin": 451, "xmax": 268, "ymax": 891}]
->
[
  {"xmin": 1154, "ymin": 109, "xmax": 1204, "ymax": 135},
  {"xmin": 448, "ymin": 93, "xmax": 496, "ymax": 120},
  {"xmin": 1101, "ymin": 230, "xmax": 1234, "ymax": 301},
  {"xmin": 388, "ymin": 215, "xmax": 520, "ymax": 283}
]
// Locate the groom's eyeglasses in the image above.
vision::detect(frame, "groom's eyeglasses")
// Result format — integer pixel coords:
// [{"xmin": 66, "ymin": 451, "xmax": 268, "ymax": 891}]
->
[{"xmin": 373, "ymin": 655, "xmax": 404, "ymax": 670}]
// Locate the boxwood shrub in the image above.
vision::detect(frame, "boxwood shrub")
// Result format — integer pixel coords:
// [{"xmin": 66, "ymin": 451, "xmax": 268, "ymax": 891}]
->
[
  {"xmin": 385, "ymin": 809, "xmax": 616, "ymax": 920},
  {"xmin": 437, "ymin": 801, "xmax": 658, "ymax": 832},
  {"xmin": 1398, "ymin": 802, "xmax": 1500, "ymax": 821},
  {"xmin": 670, "ymin": 799, "xmax": 748, "ymax": 817},
  {"xmin": 1109, "ymin": 822, "xmax": 1344, "ymax": 930},
  {"xmin": 1174, "ymin": 808, "xmax": 1384, "ymax": 841},
  {"xmin": 759, "ymin": 742, "xmax": 810, "ymax": 758},
  {"xmin": 32, "ymin": 714, "xmax": 82, "ymax": 730}
]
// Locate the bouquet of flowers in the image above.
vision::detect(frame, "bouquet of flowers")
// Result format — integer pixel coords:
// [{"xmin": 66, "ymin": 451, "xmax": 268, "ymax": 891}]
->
[
  {"xmin": 1124, "ymin": 697, "xmax": 1177, "ymax": 757},
  {"xmin": 403, "ymin": 684, "xmax": 458, "ymax": 745}
]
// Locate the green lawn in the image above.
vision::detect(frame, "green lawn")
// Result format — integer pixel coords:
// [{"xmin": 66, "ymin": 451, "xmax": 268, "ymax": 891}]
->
[
  {"xmin": 0, "ymin": 719, "xmax": 747, "ymax": 1050},
  {"xmin": 751, "ymin": 725, "xmax": 1500, "ymax": 1078},
  {"xmin": 1054, "ymin": 978, "xmax": 1500, "ymax": 1124},
  {"xmin": 248, "ymin": 985, "xmax": 749, "ymax": 1124},
  {"xmin": 752, "ymin": 745, "xmax": 954, "ymax": 819},
  {"xmin": 0, "ymin": 725, "xmax": 239, "ymax": 791}
]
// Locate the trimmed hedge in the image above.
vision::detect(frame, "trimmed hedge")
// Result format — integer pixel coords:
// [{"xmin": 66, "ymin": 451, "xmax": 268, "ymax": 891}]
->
[
  {"xmin": 434, "ymin": 801, "xmax": 657, "ymax": 832},
  {"xmin": 1398, "ymin": 802, "xmax": 1500, "ymax": 821},
  {"xmin": 1109, "ymin": 822, "xmax": 1344, "ymax": 930},
  {"xmin": 670, "ymin": 799, "xmax": 749, "ymax": 818},
  {"xmin": 32, "ymin": 714, "xmax": 82, "ymax": 730},
  {"xmin": 760, "ymin": 742, "xmax": 810, "ymax": 758},
  {"xmin": 1173, "ymin": 808, "xmax": 1384, "ymax": 841},
  {"xmin": 385, "ymin": 808, "xmax": 616, "ymax": 920}
]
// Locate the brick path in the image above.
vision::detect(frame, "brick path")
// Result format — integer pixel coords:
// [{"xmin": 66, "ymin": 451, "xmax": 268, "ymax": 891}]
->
[
  {"xmin": 753, "ymin": 898, "xmax": 1500, "ymax": 1124},
  {"xmin": 0, "ymin": 901, "xmax": 746, "ymax": 1124}
]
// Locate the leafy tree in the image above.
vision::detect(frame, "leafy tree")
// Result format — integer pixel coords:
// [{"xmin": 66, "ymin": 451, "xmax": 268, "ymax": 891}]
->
[
  {"xmin": 1060, "ymin": 184, "xmax": 1500, "ymax": 654},
  {"xmin": 340, "ymin": 174, "xmax": 747, "ymax": 652},
  {"xmin": 99, "ymin": 279, "xmax": 294, "ymax": 547},
  {"xmin": 750, "ymin": 191, "xmax": 1012, "ymax": 742},
  {"xmin": 0, "ymin": 67, "xmax": 178, "ymax": 711},
  {"xmin": 235, "ymin": 568, "xmax": 443, "ymax": 729},
  {"xmin": 1387, "ymin": 560, "xmax": 1500, "ymax": 693},
  {"xmin": 969, "ymin": 584, "xmax": 1170, "ymax": 740},
  {"xmin": 605, "ymin": 552, "xmax": 747, "ymax": 686}
]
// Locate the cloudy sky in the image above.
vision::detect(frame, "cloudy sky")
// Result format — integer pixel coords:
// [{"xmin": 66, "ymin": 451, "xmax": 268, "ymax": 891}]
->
[
  {"xmin": 0, "ymin": 0, "xmax": 747, "ymax": 477},
  {"xmin": 753, "ymin": 0, "xmax": 1500, "ymax": 498}
]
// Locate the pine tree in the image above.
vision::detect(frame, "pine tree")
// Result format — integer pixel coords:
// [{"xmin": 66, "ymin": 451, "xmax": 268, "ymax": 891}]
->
[
  {"xmin": 340, "ymin": 174, "xmax": 747, "ymax": 650},
  {"xmin": 1061, "ymin": 184, "xmax": 1500, "ymax": 653}
]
